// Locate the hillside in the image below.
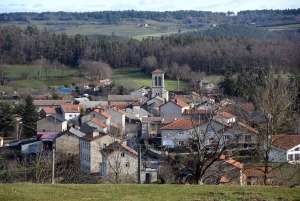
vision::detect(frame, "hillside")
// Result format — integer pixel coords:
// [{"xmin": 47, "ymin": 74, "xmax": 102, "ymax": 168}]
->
[{"xmin": 0, "ymin": 183, "xmax": 299, "ymax": 201}]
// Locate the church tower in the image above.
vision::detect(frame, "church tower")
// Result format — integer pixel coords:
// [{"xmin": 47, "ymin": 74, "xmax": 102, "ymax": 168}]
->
[{"xmin": 150, "ymin": 69, "xmax": 169, "ymax": 101}]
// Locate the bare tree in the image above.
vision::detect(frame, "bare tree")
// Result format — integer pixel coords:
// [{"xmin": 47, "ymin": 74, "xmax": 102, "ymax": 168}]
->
[
  {"xmin": 79, "ymin": 60, "xmax": 112, "ymax": 81},
  {"xmin": 0, "ymin": 63, "xmax": 9, "ymax": 86},
  {"xmin": 251, "ymin": 71, "xmax": 298, "ymax": 185},
  {"xmin": 33, "ymin": 58, "xmax": 45, "ymax": 79}
]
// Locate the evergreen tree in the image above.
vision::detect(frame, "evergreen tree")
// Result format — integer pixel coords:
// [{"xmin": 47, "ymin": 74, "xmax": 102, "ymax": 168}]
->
[
  {"xmin": 0, "ymin": 101, "xmax": 15, "ymax": 137},
  {"xmin": 21, "ymin": 95, "xmax": 38, "ymax": 138}
]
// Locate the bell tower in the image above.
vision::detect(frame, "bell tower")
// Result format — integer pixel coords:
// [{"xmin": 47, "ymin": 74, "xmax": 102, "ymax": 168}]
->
[{"xmin": 150, "ymin": 69, "xmax": 168, "ymax": 101}]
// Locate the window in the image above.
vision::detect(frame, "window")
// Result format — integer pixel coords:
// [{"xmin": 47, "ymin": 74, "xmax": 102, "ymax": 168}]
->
[
  {"xmin": 295, "ymin": 154, "xmax": 300, "ymax": 160},
  {"xmin": 178, "ymin": 131, "xmax": 184, "ymax": 135},
  {"xmin": 116, "ymin": 162, "xmax": 120, "ymax": 168},
  {"xmin": 178, "ymin": 141, "xmax": 184, "ymax": 146},
  {"xmin": 224, "ymin": 135, "xmax": 231, "ymax": 141},
  {"xmin": 69, "ymin": 114, "xmax": 73, "ymax": 117},
  {"xmin": 245, "ymin": 135, "xmax": 251, "ymax": 142},
  {"xmin": 121, "ymin": 152, "xmax": 125, "ymax": 157},
  {"xmin": 288, "ymin": 154, "xmax": 293, "ymax": 161},
  {"xmin": 295, "ymin": 147, "xmax": 299, "ymax": 151},
  {"xmin": 125, "ymin": 162, "xmax": 130, "ymax": 168},
  {"xmin": 103, "ymin": 143, "xmax": 107, "ymax": 148}
]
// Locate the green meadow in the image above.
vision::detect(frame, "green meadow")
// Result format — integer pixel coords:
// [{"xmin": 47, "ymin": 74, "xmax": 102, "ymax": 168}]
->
[{"xmin": 0, "ymin": 183, "xmax": 299, "ymax": 201}]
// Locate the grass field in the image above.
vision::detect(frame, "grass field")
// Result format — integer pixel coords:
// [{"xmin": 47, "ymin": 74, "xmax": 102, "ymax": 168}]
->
[
  {"xmin": 112, "ymin": 69, "xmax": 189, "ymax": 91},
  {"xmin": 0, "ymin": 183, "xmax": 299, "ymax": 201}
]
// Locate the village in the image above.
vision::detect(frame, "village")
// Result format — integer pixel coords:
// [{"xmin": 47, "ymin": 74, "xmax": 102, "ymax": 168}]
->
[{"xmin": 1, "ymin": 69, "xmax": 300, "ymax": 186}]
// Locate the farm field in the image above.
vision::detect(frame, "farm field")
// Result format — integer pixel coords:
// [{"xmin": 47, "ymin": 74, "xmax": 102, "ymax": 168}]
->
[
  {"xmin": 112, "ymin": 69, "xmax": 189, "ymax": 91},
  {"xmin": 0, "ymin": 183, "xmax": 299, "ymax": 201}
]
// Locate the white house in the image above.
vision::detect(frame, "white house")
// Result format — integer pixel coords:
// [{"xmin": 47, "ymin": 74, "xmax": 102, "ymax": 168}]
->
[
  {"xmin": 214, "ymin": 111, "xmax": 236, "ymax": 124},
  {"xmin": 160, "ymin": 99, "xmax": 189, "ymax": 118},
  {"xmin": 105, "ymin": 107, "xmax": 126, "ymax": 131},
  {"xmin": 196, "ymin": 100, "xmax": 219, "ymax": 111},
  {"xmin": 60, "ymin": 104, "xmax": 84, "ymax": 123},
  {"xmin": 269, "ymin": 134, "xmax": 300, "ymax": 163}
]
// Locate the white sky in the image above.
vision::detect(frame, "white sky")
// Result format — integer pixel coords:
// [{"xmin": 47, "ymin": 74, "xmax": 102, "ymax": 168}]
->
[{"xmin": 0, "ymin": 0, "xmax": 299, "ymax": 14}]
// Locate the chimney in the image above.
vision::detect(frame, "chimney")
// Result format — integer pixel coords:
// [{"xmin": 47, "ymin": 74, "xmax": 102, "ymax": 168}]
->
[{"xmin": 92, "ymin": 129, "xmax": 99, "ymax": 137}]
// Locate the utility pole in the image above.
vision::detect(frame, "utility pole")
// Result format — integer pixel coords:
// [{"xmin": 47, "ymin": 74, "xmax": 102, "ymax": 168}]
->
[
  {"xmin": 177, "ymin": 78, "xmax": 179, "ymax": 91},
  {"xmin": 138, "ymin": 144, "xmax": 141, "ymax": 184},
  {"xmin": 52, "ymin": 148, "xmax": 55, "ymax": 184}
]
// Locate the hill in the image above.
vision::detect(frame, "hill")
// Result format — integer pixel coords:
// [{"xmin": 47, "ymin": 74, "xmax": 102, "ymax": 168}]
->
[{"xmin": 0, "ymin": 183, "xmax": 299, "ymax": 201}]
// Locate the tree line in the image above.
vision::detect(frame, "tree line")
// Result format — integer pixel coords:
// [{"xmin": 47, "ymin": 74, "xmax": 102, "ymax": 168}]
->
[{"xmin": 1, "ymin": 25, "xmax": 299, "ymax": 79}]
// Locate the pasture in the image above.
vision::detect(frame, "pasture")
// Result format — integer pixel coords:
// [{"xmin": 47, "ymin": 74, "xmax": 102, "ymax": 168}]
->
[{"xmin": 0, "ymin": 183, "xmax": 299, "ymax": 201}]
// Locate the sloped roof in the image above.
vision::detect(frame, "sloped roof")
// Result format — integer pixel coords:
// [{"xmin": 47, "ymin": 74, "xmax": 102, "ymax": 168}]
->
[
  {"xmin": 219, "ymin": 155, "xmax": 243, "ymax": 169},
  {"xmin": 110, "ymin": 107, "xmax": 126, "ymax": 115},
  {"xmin": 90, "ymin": 118, "xmax": 107, "ymax": 128},
  {"xmin": 97, "ymin": 104, "xmax": 131, "ymax": 110},
  {"xmin": 218, "ymin": 111, "xmax": 236, "ymax": 119},
  {"xmin": 183, "ymin": 109, "xmax": 212, "ymax": 115},
  {"xmin": 141, "ymin": 117, "xmax": 177, "ymax": 124},
  {"xmin": 237, "ymin": 122, "xmax": 259, "ymax": 134},
  {"xmin": 34, "ymin": 100, "xmax": 73, "ymax": 106},
  {"xmin": 160, "ymin": 119, "xmax": 200, "ymax": 130},
  {"xmin": 272, "ymin": 134, "xmax": 300, "ymax": 150},
  {"xmin": 69, "ymin": 127, "xmax": 86, "ymax": 138},
  {"xmin": 82, "ymin": 131, "xmax": 108, "ymax": 141},
  {"xmin": 47, "ymin": 114, "xmax": 66, "ymax": 122},
  {"xmin": 152, "ymin": 69, "xmax": 164, "ymax": 74},
  {"xmin": 243, "ymin": 167, "xmax": 274, "ymax": 177},
  {"xmin": 61, "ymin": 104, "xmax": 84, "ymax": 113},
  {"xmin": 212, "ymin": 118, "xmax": 230, "ymax": 127},
  {"xmin": 93, "ymin": 109, "xmax": 111, "ymax": 118},
  {"xmin": 38, "ymin": 131, "xmax": 61, "ymax": 139},
  {"xmin": 101, "ymin": 141, "xmax": 138, "ymax": 156},
  {"xmin": 41, "ymin": 107, "xmax": 62, "ymax": 114}
]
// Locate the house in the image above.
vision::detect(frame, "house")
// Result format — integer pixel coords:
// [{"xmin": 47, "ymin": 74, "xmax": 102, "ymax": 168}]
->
[
  {"xmin": 160, "ymin": 119, "xmax": 201, "ymax": 148},
  {"xmin": 214, "ymin": 111, "xmax": 236, "ymax": 124},
  {"xmin": 82, "ymin": 109, "xmax": 111, "ymax": 130},
  {"xmin": 147, "ymin": 96, "xmax": 165, "ymax": 116},
  {"xmin": 269, "ymin": 134, "xmax": 300, "ymax": 163},
  {"xmin": 55, "ymin": 128, "xmax": 85, "ymax": 156},
  {"xmin": 37, "ymin": 131, "xmax": 62, "ymax": 150},
  {"xmin": 219, "ymin": 122, "xmax": 259, "ymax": 149},
  {"xmin": 140, "ymin": 117, "xmax": 177, "ymax": 141},
  {"xmin": 21, "ymin": 140, "xmax": 43, "ymax": 154},
  {"xmin": 197, "ymin": 78, "xmax": 215, "ymax": 93},
  {"xmin": 243, "ymin": 167, "xmax": 274, "ymax": 185},
  {"xmin": 105, "ymin": 107, "xmax": 126, "ymax": 132},
  {"xmin": 160, "ymin": 99, "xmax": 189, "ymax": 118},
  {"xmin": 36, "ymin": 115, "xmax": 67, "ymax": 132},
  {"xmin": 80, "ymin": 130, "xmax": 119, "ymax": 174},
  {"xmin": 100, "ymin": 141, "xmax": 139, "ymax": 183},
  {"xmin": 196, "ymin": 100, "xmax": 219, "ymax": 111},
  {"xmin": 182, "ymin": 108, "xmax": 213, "ymax": 120},
  {"xmin": 33, "ymin": 100, "xmax": 73, "ymax": 111},
  {"xmin": 124, "ymin": 107, "xmax": 150, "ymax": 120},
  {"xmin": 130, "ymin": 87, "xmax": 148, "ymax": 96},
  {"xmin": 60, "ymin": 104, "xmax": 84, "ymax": 123},
  {"xmin": 80, "ymin": 118, "xmax": 108, "ymax": 133},
  {"xmin": 39, "ymin": 107, "xmax": 62, "ymax": 119}
]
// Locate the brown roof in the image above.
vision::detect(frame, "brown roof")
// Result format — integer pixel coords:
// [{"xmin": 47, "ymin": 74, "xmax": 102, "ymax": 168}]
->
[
  {"xmin": 93, "ymin": 109, "xmax": 111, "ymax": 118},
  {"xmin": 152, "ymin": 69, "xmax": 164, "ymax": 74},
  {"xmin": 212, "ymin": 118, "xmax": 230, "ymax": 127},
  {"xmin": 219, "ymin": 155, "xmax": 243, "ymax": 169},
  {"xmin": 41, "ymin": 108, "xmax": 62, "ymax": 114},
  {"xmin": 183, "ymin": 109, "xmax": 212, "ymax": 115},
  {"xmin": 160, "ymin": 119, "xmax": 200, "ymax": 130},
  {"xmin": 237, "ymin": 122, "xmax": 259, "ymax": 134},
  {"xmin": 90, "ymin": 118, "xmax": 107, "ymax": 128},
  {"xmin": 34, "ymin": 100, "xmax": 73, "ymax": 106},
  {"xmin": 35, "ymin": 95, "xmax": 49, "ymax": 100},
  {"xmin": 111, "ymin": 107, "xmax": 126, "ymax": 115},
  {"xmin": 101, "ymin": 141, "xmax": 138, "ymax": 156},
  {"xmin": 243, "ymin": 167, "xmax": 274, "ymax": 177},
  {"xmin": 82, "ymin": 131, "xmax": 107, "ymax": 141},
  {"xmin": 97, "ymin": 104, "xmax": 131, "ymax": 110},
  {"xmin": 170, "ymin": 99, "xmax": 189, "ymax": 108},
  {"xmin": 218, "ymin": 111, "xmax": 236, "ymax": 119},
  {"xmin": 272, "ymin": 134, "xmax": 300, "ymax": 150},
  {"xmin": 191, "ymin": 91, "xmax": 199, "ymax": 96},
  {"xmin": 61, "ymin": 104, "xmax": 84, "ymax": 113}
]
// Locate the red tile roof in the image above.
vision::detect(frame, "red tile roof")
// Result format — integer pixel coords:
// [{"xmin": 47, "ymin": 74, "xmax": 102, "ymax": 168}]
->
[
  {"xmin": 212, "ymin": 118, "xmax": 230, "ymax": 127},
  {"xmin": 220, "ymin": 155, "xmax": 243, "ymax": 169},
  {"xmin": 170, "ymin": 99, "xmax": 189, "ymax": 108},
  {"xmin": 243, "ymin": 167, "xmax": 274, "ymax": 177},
  {"xmin": 94, "ymin": 109, "xmax": 111, "ymax": 118},
  {"xmin": 101, "ymin": 141, "xmax": 138, "ymax": 156},
  {"xmin": 160, "ymin": 119, "xmax": 200, "ymax": 130},
  {"xmin": 91, "ymin": 118, "xmax": 107, "ymax": 128},
  {"xmin": 111, "ymin": 107, "xmax": 126, "ymax": 115},
  {"xmin": 272, "ymin": 134, "xmax": 300, "ymax": 150},
  {"xmin": 41, "ymin": 108, "xmax": 62, "ymax": 114},
  {"xmin": 191, "ymin": 91, "xmax": 199, "ymax": 96},
  {"xmin": 237, "ymin": 122, "xmax": 259, "ymax": 134},
  {"xmin": 61, "ymin": 104, "xmax": 84, "ymax": 113},
  {"xmin": 218, "ymin": 111, "xmax": 236, "ymax": 119},
  {"xmin": 152, "ymin": 69, "xmax": 164, "ymax": 74}
]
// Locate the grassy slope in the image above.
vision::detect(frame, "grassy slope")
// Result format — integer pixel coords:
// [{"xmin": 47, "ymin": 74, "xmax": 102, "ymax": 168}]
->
[
  {"xmin": 112, "ymin": 69, "xmax": 188, "ymax": 91},
  {"xmin": 0, "ymin": 183, "xmax": 299, "ymax": 201}
]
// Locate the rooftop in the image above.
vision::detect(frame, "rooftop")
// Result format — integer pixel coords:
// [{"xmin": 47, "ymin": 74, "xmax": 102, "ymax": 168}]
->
[
  {"xmin": 160, "ymin": 119, "xmax": 200, "ymax": 130},
  {"xmin": 61, "ymin": 104, "xmax": 84, "ymax": 113},
  {"xmin": 93, "ymin": 109, "xmax": 111, "ymax": 118},
  {"xmin": 272, "ymin": 134, "xmax": 300, "ymax": 150},
  {"xmin": 152, "ymin": 69, "xmax": 164, "ymax": 74}
]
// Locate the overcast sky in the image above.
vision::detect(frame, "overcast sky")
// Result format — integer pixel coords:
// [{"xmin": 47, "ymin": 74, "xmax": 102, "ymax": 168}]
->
[{"xmin": 0, "ymin": 0, "xmax": 299, "ymax": 14}]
